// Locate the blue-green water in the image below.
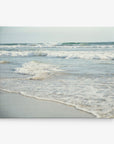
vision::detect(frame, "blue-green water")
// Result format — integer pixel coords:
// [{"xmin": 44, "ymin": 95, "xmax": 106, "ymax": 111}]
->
[{"xmin": 0, "ymin": 42, "xmax": 114, "ymax": 118}]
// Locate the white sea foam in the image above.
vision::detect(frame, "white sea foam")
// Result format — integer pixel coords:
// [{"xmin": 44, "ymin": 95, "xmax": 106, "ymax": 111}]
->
[
  {"xmin": 45, "ymin": 51, "xmax": 114, "ymax": 60},
  {"xmin": 0, "ymin": 45, "xmax": 20, "ymax": 48},
  {"xmin": 0, "ymin": 50, "xmax": 43, "ymax": 56},
  {"xmin": 0, "ymin": 50, "xmax": 114, "ymax": 60},
  {"xmin": 15, "ymin": 61, "xmax": 63, "ymax": 79}
]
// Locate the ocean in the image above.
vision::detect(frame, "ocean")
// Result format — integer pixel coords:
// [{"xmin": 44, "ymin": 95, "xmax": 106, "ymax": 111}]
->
[{"xmin": 0, "ymin": 42, "xmax": 114, "ymax": 118}]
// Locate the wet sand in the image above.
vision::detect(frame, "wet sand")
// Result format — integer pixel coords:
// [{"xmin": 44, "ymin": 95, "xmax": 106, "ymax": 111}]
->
[{"xmin": 0, "ymin": 91, "xmax": 95, "ymax": 118}]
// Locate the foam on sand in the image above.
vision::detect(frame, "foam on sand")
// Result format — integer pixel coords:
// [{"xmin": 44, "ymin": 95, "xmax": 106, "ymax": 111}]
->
[{"xmin": 0, "ymin": 60, "xmax": 10, "ymax": 64}]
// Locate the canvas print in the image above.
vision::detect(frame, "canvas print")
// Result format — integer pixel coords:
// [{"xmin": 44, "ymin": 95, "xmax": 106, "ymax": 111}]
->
[{"xmin": 0, "ymin": 27, "xmax": 114, "ymax": 118}]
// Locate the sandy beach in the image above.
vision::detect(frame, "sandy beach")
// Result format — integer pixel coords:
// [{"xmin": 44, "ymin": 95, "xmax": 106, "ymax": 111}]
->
[{"xmin": 0, "ymin": 91, "xmax": 95, "ymax": 118}]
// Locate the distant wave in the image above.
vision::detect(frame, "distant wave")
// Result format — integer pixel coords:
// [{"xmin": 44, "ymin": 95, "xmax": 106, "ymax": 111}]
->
[
  {"xmin": 59, "ymin": 42, "xmax": 114, "ymax": 46},
  {"xmin": 0, "ymin": 43, "xmax": 42, "ymax": 46},
  {"xmin": 1, "ymin": 50, "xmax": 114, "ymax": 60},
  {"xmin": 0, "ymin": 43, "xmax": 45, "ymax": 48},
  {"xmin": 0, "ymin": 42, "xmax": 114, "ymax": 47},
  {"xmin": 0, "ymin": 43, "xmax": 44, "ymax": 46}
]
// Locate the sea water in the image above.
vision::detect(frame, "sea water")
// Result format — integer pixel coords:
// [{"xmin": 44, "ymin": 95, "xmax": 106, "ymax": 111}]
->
[{"xmin": 0, "ymin": 42, "xmax": 114, "ymax": 118}]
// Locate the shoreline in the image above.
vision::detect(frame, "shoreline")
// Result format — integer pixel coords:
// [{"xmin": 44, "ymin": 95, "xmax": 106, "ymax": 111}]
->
[{"xmin": 0, "ymin": 90, "xmax": 95, "ymax": 118}]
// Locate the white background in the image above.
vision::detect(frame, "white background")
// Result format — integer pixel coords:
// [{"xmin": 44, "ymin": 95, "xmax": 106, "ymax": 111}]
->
[{"xmin": 0, "ymin": 0, "xmax": 114, "ymax": 144}]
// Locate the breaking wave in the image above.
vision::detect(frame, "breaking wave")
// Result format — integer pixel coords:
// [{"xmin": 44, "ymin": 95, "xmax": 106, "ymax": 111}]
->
[
  {"xmin": 15, "ymin": 61, "xmax": 63, "ymax": 80},
  {"xmin": 0, "ymin": 50, "xmax": 47, "ymax": 57},
  {"xmin": 1, "ymin": 50, "xmax": 114, "ymax": 60}
]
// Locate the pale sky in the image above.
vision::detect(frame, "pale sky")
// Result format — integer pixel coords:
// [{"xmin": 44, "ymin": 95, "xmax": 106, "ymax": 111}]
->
[{"xmin": 0, "ymin": 27, "xmax": 114, "ymax": 43}]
